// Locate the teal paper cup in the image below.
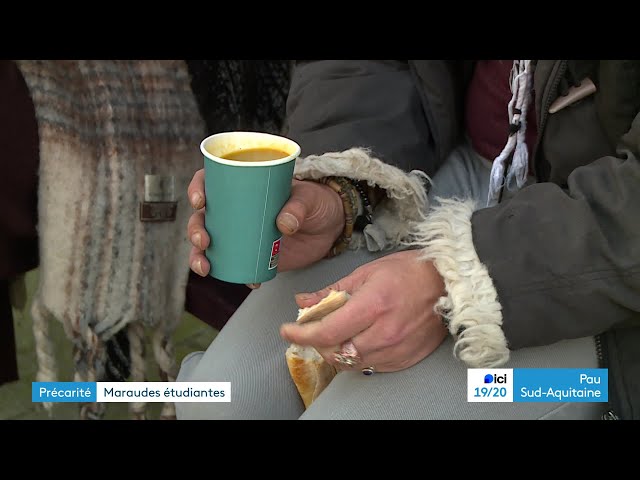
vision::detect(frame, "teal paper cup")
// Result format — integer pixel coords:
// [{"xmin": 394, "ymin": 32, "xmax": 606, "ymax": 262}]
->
[{"xmin": 201, "ymin": 131, "xmax": 301, "ymax": 284}]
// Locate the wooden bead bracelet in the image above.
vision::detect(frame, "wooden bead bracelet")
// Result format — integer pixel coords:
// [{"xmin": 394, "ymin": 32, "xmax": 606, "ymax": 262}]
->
[{"xmin": 314, "ymin": 176, "xmax": 359, "ymax": 258}]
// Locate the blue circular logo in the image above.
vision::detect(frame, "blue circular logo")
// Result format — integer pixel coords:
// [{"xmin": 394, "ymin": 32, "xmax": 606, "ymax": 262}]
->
[{"xmin": 484, "ymin": 374, "xmax": 494, "ymax": 384}]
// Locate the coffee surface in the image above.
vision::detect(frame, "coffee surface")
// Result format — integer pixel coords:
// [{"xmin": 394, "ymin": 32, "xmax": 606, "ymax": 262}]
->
[{"xmin": 221, "ymin": 147, "xmax": 290, "ymax": 162}]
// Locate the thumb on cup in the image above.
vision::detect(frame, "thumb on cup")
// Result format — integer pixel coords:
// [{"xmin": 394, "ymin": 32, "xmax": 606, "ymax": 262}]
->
[
  {"xmin": 276, "ymin": 211, "xmax": 301, "ymax": 235},
  {"xmin": 277, "ymin": 187, "xmax": 310, "ymax": 235}
]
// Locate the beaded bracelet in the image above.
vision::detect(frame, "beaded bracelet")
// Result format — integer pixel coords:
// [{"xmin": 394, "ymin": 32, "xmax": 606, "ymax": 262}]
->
[
  {"xmin": 314, "ymin": 176, "xmax": 359, "ymax": 258},
  {"xmin": 350, "ymin": 179, "xmax": 374, "ymax": 231}
]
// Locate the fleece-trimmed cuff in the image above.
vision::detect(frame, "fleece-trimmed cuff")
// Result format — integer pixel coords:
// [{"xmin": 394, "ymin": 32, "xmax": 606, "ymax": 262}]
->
[
  {"xmin": 294, "ymin": 148, "xmax": 430, "ymax": 251},
  {"xmin": 409, "ymin": 198, "xmax": 510, "ymax": 368}
]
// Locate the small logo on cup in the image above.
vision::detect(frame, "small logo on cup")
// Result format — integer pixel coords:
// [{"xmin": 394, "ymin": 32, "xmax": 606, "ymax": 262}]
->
[{"xmin": 269, "ymin": 238, "xmax": 281, "ymax": 270}]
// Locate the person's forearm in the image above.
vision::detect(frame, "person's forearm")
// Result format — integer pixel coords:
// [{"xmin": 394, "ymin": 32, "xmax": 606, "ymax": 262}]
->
[
  {"xmin": 472, "ymin": 151, "xmax": 640, "ymax": 350},
  {"xmin": 410, "ymin": 135, "xmax": 640, "ymax": 367}
]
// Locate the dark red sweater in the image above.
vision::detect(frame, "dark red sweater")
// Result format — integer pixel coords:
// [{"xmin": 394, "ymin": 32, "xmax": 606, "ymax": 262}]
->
[{"xmin": 465, "ymin": 60, "xmax": 538, "ymax": 163}]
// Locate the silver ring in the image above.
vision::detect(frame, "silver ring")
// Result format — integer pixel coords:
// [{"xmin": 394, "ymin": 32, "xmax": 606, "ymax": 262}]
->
[
  {"xmin": 361, "ymin": 366, "xmax": 375, "ymax": 376},
  {"xmin": 333, "ymin": 340, "xmax": 361, "ymax": 367}
]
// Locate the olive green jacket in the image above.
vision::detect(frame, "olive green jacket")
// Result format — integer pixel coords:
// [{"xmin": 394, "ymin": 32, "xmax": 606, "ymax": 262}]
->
[{"xmin": 285, "ymin": 60, "xmax": 640, "ymax": 419}]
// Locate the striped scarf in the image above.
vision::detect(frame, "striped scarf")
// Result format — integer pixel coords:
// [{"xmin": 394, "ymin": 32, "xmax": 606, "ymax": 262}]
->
[{"xmin": 17, "ymin": 60, "xmax": 206, "ymax": 419}]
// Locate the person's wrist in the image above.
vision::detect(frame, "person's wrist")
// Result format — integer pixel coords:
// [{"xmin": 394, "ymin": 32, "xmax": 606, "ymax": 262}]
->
[
  {"xmin": 407, "ymin": 249, "xmax": 446, "ymax": 297},
  {"xmin": 311, "ymin": 176, "xmax": 357, "ymax": 257},
  {"xmin": 349, "ymin": 179, "xmax": 374, "ymax": 231}
]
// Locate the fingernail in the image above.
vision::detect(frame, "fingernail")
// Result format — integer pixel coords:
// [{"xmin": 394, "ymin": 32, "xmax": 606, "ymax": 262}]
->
[
  {"xmin": 190, "ymin": 192, "xmax": 203, "ymax": 209},
  {"xmin": 278, "ymin": 212, "xmax": 299, "ymax": 234},
  {"xmin": 191, "ymin": 232, "xmax": 202, "ymax": 250},
  {"xmin": 247, "ymin": 283, "xmax": 261, "ymax": 289},
  {"xmin": 295, "ymin": 292, "xmax": 314, "ymax": 301},
  {"xmin": 191, "ymin": 259, "xmax": 204, "ymax": 276},
  {"xmin": 279, "ymin": 325, "xmax": 292, "ymax": 341}
]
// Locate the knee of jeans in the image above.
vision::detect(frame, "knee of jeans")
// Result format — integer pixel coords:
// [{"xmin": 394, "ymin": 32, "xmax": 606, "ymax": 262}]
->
[{"xmin": 177, "ymin": 351, "xmax": 204, "ymax": 382}]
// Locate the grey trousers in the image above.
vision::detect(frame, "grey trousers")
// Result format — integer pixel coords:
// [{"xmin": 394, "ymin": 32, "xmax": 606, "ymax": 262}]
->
[{"xmin": 176, "ymin": 144, "xmax": 605, "ymax": 420}]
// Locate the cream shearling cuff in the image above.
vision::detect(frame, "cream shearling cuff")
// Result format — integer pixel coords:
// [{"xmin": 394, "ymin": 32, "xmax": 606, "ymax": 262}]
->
[
  {"xmin": 409, "ymin": 198, "xmax": 510, "ymax": 368},
  {"xmin": 294, "ymin": 148, "xmax": 430, "ymax": 251}
]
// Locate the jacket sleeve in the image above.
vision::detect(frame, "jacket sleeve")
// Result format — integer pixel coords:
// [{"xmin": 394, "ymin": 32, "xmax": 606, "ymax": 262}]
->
[
  {"xmin": 286, "ymin": 60, "xmax": 438, "ymax": 252},
  {"xmin": 285, "ymin": 60, "xmax": 436, "ymax": 173},
  {"xmin": 413, "ymin": 112, "xmax": 640, "ymax": 368}
]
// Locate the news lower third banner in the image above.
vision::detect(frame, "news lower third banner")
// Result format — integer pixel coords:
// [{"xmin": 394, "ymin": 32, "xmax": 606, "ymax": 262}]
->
[
  {"xmin": 32, "ymin": 382, "xmax": 230, "ymax": 403},
  {"xmin": 467, "ymin": 368, "xmax": 608, "ymax": 402}
]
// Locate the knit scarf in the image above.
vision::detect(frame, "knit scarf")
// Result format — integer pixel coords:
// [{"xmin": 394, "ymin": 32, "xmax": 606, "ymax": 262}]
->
[{"xmin": 17, "ymin": 60, "xmax": 206, "ymax": 420}]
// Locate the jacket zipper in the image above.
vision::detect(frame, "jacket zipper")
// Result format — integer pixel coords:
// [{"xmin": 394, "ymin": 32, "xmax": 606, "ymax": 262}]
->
[
  {"xmin": 595, "ymin": 333, "xmax": 620, "ymax": 420},
  {"xmin": 531, "ymin": 60, "xmax": 567, "ymax": 181},
  {"xmin": 531, "ymin": 61, "xmax": 619, "ymax": 420}
]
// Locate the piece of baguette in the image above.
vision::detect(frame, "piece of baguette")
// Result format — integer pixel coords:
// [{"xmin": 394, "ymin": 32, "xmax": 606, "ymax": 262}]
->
[
  {"xmin": 285, "ymin": 343, "xmax": 337, "ymax": 409},
  {"xmin": 285, "ymin": 290, "xmax": 350, "ymax": 409},
  {"xmin": 296, "ymin": 289, "xmax": 350, "ymax": 324}
]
